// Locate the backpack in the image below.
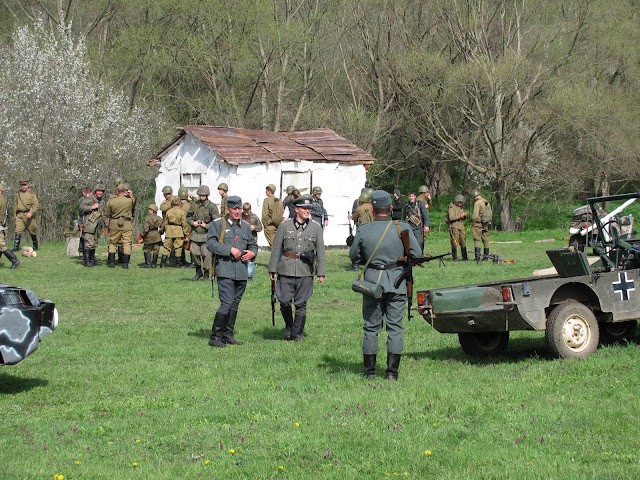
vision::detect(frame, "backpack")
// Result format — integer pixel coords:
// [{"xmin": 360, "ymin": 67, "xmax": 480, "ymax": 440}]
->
[
  {"xmin": 481, "ymin": 201, "xmax": 493, "ymax": 224},
  {"xmin": 272, "ymin": 199, "xmax": 285, "ymax": 227}
]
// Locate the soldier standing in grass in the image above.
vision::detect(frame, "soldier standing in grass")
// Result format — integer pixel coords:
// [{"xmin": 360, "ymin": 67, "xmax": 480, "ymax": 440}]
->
[
  {"xmin": 187, "ymin": 185, "xmax": 220, "ymax": 280},
  {"xmin": 160, "ymin": 185, "xmax": 174, "ymax": 217},
  {"xmin": 349, "ymin": 190, "xmax": 421, "ymax": 381},
  {"xmin": 79, "ymin": 184, "xmax": 106, "ymax": 267},
  {"xmin": 218, "ymin": 183, "xmax": 229, "ymax": 217},
  {"xmin": 402, "ymin": 190, "xmax": 430, "ymax": 252},
  {"xmin": 207, "ymin": 195, "xmax": 257, "ymax": 347},
  {"xmin": 161, "ymin": 196, "xmax": 189, "ymax": 268},
  {"xmin": 0, "ymin": 185, "xmax": 20, "ymax": 268},
  {"xmin": 471, "ymin": 189, "xmax": 492, "ymax": 261},
  {"xmin": 105, "ymin": 184, "xmax": 134, "ymax": 269},
  {"xmin": 13, "ymin": 180, "xmax": 39, "ymax": 252},
  {"xmin": 346, "ymin": 191, "xmax": 374, "ymax": 271},
  {"xmin": 268, "ymin": 195, "xmax": 326, "ymax": 341},
  {"xmin": 178, "ymin": 187, "xmax": 194, "ymax": 268},
  {"xmin": 447, "ymin": 194, "xmax": 468, "ymax": 262},
  {"xmin": 262, "ymin": 184, "xmax": 284, "ymax": 247},
  {"xmin": 140, "ymin": 203, "xmax": 163, "ymax": 268}
]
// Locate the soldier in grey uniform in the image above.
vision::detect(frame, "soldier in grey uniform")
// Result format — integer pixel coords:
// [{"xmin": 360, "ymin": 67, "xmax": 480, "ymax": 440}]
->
[
  {"xmin": 402, "ymin": 190, "xmax": 430, "ymax": 252},
  {"xmin": 206, "ymin": 195, "xmax": 258, "ymax": 347},
  {"xmin": 310, "ymin": 186, "xmax": 328, "ymax": 228},
  {"xmin": 187, "ymin": 185, "xmax": 220, "ymax": 280},
  {"xmin": 268, "ymin": 195, "xmax": 326, "ymax": 341},
  {"xmin": 349, "ymin": 190, "xmax": 421, "ymax": 380}
]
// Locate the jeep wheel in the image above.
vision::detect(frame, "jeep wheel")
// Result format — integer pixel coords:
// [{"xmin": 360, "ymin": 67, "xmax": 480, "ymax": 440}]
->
[
  {"xmin": 546, "ymin": 301, "xmax": 599, "ymax": 358},
  {"xmin": 599, "ymin": 320, "xmax": 637, "ymax": 345},
  {"xmin": 458, "ymin": 331, "xmax": 509, "ymax": 356}
]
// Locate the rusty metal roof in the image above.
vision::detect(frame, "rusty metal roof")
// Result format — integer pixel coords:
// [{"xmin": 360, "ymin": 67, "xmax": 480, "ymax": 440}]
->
[{"xmin": 149, "ymin": 126, "xmax": 376, "ymax": 166}]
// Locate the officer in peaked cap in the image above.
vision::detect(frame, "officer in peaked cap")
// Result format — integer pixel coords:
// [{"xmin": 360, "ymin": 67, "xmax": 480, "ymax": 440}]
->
[
  {"xmin": 349, "ymin": 190, "xmax": 421, "ymax": 381},
  {"xmin": 207, "ymin": 195, "xmax": 258, "ymax": 347},
  {"xmin": 268, "ymin": 194, "xmax": 326, "ymax": 341}
]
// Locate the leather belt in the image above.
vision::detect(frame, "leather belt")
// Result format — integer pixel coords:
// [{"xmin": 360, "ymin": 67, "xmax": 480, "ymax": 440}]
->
[
  {"xmin": 284, "ymin": 252, "xmax": 301, "ymax": 259},
  {"xmin": 367, "ymin": 262, "xmax": 401, "ymax": 270}
]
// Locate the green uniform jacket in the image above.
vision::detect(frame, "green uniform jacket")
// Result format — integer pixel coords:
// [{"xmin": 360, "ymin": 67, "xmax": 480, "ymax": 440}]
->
[
  {"xmin": 402, "ymin": 200, "xmax": 430, "ymax": 229},
  {"xmin": 0, "ymin": 194, "xmax": 7, "ymax": 225},
  {"xmin": 353, "ymin": 202, "xmax": 373, "ymax": 226},
  {"xmin": 105, "ymin": 195, "xmax": 134, "ymax": 231},
  {"xmin": 447, "ymin": 203, "xmax": 466, "ymax": 232},
  {"xmin": 80, "ymin": 194, "xmax": 106, "ymax": 234},
  {"xmin": 143, "ymin": 214, "xmax": 163, "ymax": 244},
  {"xmin": 14, "ymin": 190, "xmax": 38, "ymax": 216},
  {"xmin": 220, "ymin": 193, "xmax": 228, "ymax": 217},
  {"xmin": 473, "ymin": 196, "xmax": 490, "ymax": 226},
  {"xmin": 163, "ymin": 206, "xmax": 188, "ymax": 238},
  {"xmin": 241, "ymin": 212, "xmax": 263, "ymax": 239},
  {"xmin": 262, "ymin": 195, "xmax": 283, "ymax": 228},
  {"xmin": 160, "ymin": 196, "xmax": 175, "ymax": 217},
  {"xmin": 349, "ymin": 217, "xmax": 422, "ymax": 295},
  {"xmin": 206, "ymin": 217, "xmax": 258, "ymax": 280},
  {"xmin": 187, "ymin": 199, "xmax": 220, "ymax": 242},
  {"xmin": 268, "ymin": 218, "xmax": 326, "ymax": 277}
]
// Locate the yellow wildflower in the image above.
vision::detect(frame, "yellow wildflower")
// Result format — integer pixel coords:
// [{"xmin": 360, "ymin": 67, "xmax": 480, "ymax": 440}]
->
[
  {"xmin": 229, "ymin": 449, "xmax": 235, "ymax": 454},
  {"xmin": 132, "ymin": 462, "xmax": 139, "ymax": 467},
  {"xmin": 54, "ymin": 475, "xmax": 64, "ymax": 480},
  {"xmin": 204, "ymin": 460, "xmax": 210, "ymax": 465},
  {"xmin": 295, "ymin": 423, "xmax": 300, "ymax": 427},
  {"xmin": 425, "ymin": 450, "xmax": 432, "ymax": 455},
  {"xmin": 75, "ymin": 461, "xmax": 81, "ymax": 465},
  {"xmin": 278, "ymin": 466, "xmax": 284, "ymax": 470}
]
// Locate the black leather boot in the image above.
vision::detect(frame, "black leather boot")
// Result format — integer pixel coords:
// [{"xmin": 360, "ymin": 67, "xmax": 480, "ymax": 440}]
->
[
  {"xmin": 122, "ymin": 254, "xmax": 130, "ymax": 269},
  {"xmin": 222, "ymin": 310, "xmax": 243, "ymax": 345},
  {"xmin": 192, "ymin": 267, "xmax": 203, "ymax": 281},
  {"xmin": 176, "ymin": 254, "xmax": 184, "ymax": 268},
  {"xmin": 88, "ymin": 249, "xmax": 96, "ymax": 267},
  {"xmin": 107, "ymin": 252, "xmax": 116, "ymax": 268},
  {"xmin": 117, "ymin": 245, "xmax": 124, "ymax": 264},
  {"xmin": 291, "ymin": 311, "xmax": 305, "ymax": 341},
  {"xmin": 474, "ymin": 247, "xmax": 481, "ymax": 262},
  {"xmin": 83, "ymin": 249, "xmax": 90, "ymax": 267},
  {"xmin": 31, "ymin": 234, "xmax": 38, "ymax": 251},
  {"xmin": 386, "ymin": 352, "xmax": 401, "ymax": 380},
  {"xmin": 363, "ymin": 354, "xmax": 376, "ymax": 379},
  {"xmin": 151, "ymin": 254, "xmax": 158, "ymax": 268},
  {"xmin": 78, "ymin": 236, "xmax": 85, "ymax": 255},
  {"xmin": 452, "ymin": 247, "xmax": 459, "ymax": 262},
  {"xmin": 461, "ymin": 248, "xmax": 468, "ymax": 261},
  {"xmin": 13, "ymin": 234, "xmax": 20, "ymax": 252},
  {"xmin": 202, "ymin": 269, "xmax": 209, "ymax": 280},
  {"xmin": 281, "ymin": 305, "xmax": 294, "ymax": 340},
  {"xmin": 208, "ymin": 312, "xmax": 228, "ymax": 347},
  {"xmin": 160, "ymin": 255, "xmax": 168, "ymax": 268},
  {"xmin": 483, "ymin": 248, "xmax": 490, "ymax": 261},
  {"xmin": 140, "ymin": 252, "xmax": 152, "ymax": 268},
  {"xmin": 180, "ymin": 250, "xmax": 188, "ymax": 267},
  {"xmin": 186, "ymin": 252, "xmax": 195, "ymax": 268},
  {"xmin": 4, "ymin": 249, "xmax": 20, "ymax": 269}
]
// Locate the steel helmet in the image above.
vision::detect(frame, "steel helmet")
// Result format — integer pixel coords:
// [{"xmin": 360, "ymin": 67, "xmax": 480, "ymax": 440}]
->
[
  {"xmin": 418, "ymin": 185, "xmax": 429, "ymax": 193},
  {"xmin": 364, "ymin": 187, "xmax": 374, "ymax": 194},
  {"xmin": 359, "ymin": 191, "xmax": 371, "ymax": 203},
  {"xmin": 178, "ymin": 186, "xmax": 189, "ymax": 199},
  {"xmin": 312, "ymin": 186, "xmax": 323, "ymax": 194},
  {"xmin": 114, "ymin": 177, "xmax": 124, "ymax": 186},
  {"xmin": 162, "ymin": 185, "xmax": 173, "ymax": 194},
  {"xmin": 218, "ymin": 182, "xmax": 228, "ymax": 191},
  {"xmin": 454, "ymin": 194, "xmax": 465, "ymax": 203},
  {"xmin": 94, "ymin": 184, "xmax": 106, "ymax": 192},
  {"xmin": 197, "ymin": 185, "xmax": 210, "ymax": 196},
  {"xmin": 470, "ymin": 189, "xmax": 481, "ymax": 198},
  {"xmin": 286, "ymin": 185, "xmax": 296, "ymax": 194}
]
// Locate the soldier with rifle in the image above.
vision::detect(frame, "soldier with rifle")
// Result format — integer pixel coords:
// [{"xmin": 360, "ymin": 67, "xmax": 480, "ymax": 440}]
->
[
  {"xmin": 206, "ymin": 196, "xmax": 257, "ymax": 347},
  {"xmin": 446, "ymin": 194, "xmax": 468, "ymax": 261},
  {"xmin": 0, "ymin": 185, "xmax": 20, "ymax": 268},
  {"xmin": 348, "ymin": 190, "xmax": 422, "ymax": 381}
]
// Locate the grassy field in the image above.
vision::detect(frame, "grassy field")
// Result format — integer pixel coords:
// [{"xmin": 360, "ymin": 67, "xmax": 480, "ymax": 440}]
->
[{"xmin": 2, "ymin": 230, "xmax": 639, "ymax": 479}]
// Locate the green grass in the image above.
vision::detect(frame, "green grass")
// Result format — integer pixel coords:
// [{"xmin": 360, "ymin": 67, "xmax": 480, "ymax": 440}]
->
[{"xmin": 2, "ymin": 230, "xmax": 640, "ymax": 479}]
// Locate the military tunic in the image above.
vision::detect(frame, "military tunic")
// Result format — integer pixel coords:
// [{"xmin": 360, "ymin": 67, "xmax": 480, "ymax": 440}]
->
[
  {"xmin": 402, "ymin": 200, "xmax": 430, "ymax": 246},
  {"xmin": 353, "ymin": 202, "xmax": 373, "ymax": 230},
  {"xmin": 310, "ymin": 197, "xmax": 328, "ymax": 228},
  {"xmin": 162, "ymin": 206, "xmax": 188, "ymax": 256},
  {"xmin": 142, "ymin": 213, "xmax": 163, "ymax": 254},
  {"xmin": 187, "ymin": 199, "xmax": 220, "ymax": 270},
  {"xmin": 160, "ymin": 196, "xmax": 174, "ymax": 217},
  {"xmin": 472, "ymin": 196, "xmax": 491, "ymax": 248},
  {"xmin": 220, "ymin": 193, "xmax": 228, "ymax": 217},
  {"xmin": 14, "ymin": 189, "xmax": 39, "ymax": 236},
  {"xmin": 349, "ymin": 217, "xmax": 421, "ymax": 355},
  {"xmin": 105, "ymin": 194, "xmax": 134, "ymax": 254},
  {"xmin": 418, "ymin": 192, "xmax": 432, "ymax": 209},
  {"xmin": 0, "ymin": 194, "xmax": 7, "ymax": 253},
  {"xmin": 262, "ymin": 195, "xmax": 284, "ymax": 247},
  {"xmin": 447, "ymin": 203, "xmax": 467, "ymax": 249},
  {"xmin": 80, "ymin": 193, "xmax": 106, "ymax": 249}
]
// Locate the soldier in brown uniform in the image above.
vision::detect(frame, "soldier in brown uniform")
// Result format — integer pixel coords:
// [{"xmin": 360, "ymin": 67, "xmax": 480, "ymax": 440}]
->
[
  {"xmin": 161, "ymin": 196, "xmax": 189, "ymax": 268},
  {"xmin": 160, "ymin": 185, "xmax": 174, "ymax": 217},
  {"xmin": 178, "ymin": 187, "xmax": 194, "ymax": 267},
  {"xmin": 105, "ymin": 184, "xmax": 134, "ymax": 268},
  {"xmin": 79, "ymin": 184, "xmax": 107, "ymax": 267},
  {"xmin": 218, "ymin": 183, "xmax": 229, "ymax": 217},
  {"xmin": 13, "ymin": 180, "xmax": 39, "ymax": 251},
  {"xmin": 417, "ymin": 185, "xmax": 432, "ymax": 209},
  {"xmin": 140, "ymin": 203, "xmax": 163, "ymax": 268},
  {"xmin": 447, "ymin": 194, "xmax": 468, "ymax": 261},
  {"xmin": 262, "ymin": 184, "xmax": 284, "ymax": 247},
  {"xmin": 187, "ymin": 185, "xmax": 220, "ymax": 280},
  {"xmin": 471, "ymin": 189, "xmax": 492, "ymax": 261},
  {"xmin": 0, "ymin": 186, "xmax": 20, "ymax": 268},
  {"xmin": 347, "ymin": 191, "xmax": 374, "ymax": 271}
]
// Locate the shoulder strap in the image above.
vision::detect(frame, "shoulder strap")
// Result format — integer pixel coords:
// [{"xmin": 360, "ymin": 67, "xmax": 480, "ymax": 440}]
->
[{"xmin": 219, "ymin": 216, "xmax": 227, "ymax": 243}]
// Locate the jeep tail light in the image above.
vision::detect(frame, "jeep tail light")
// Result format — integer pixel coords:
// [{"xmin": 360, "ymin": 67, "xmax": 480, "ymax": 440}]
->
[
  {"xmin": 416, "ymin": 292, "xmax": 426, "ymax": 306},
  {"xmin": 501, "ymin": 287, "xmax": 512, "ymax": 303}
]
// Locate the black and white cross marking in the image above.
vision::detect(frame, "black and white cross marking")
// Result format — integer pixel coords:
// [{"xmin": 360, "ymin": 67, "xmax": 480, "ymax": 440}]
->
[{"xmin": 613, "ymin": 271, "xmax": 636, "ymax": 301}]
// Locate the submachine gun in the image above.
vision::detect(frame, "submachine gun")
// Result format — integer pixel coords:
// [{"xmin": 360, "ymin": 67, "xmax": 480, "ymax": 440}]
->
[
  {"xmin": 394, "ymin": 229, "xmax": 451, "ymax": 321},
  {"xmin": 270, "ymin": 277, "xmax": 276, "ymax": 326}
]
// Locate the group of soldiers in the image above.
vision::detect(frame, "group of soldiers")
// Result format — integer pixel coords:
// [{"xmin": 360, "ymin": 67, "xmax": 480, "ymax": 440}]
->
[
  {"xmin": 446, "ymin": 189, "xmax": 493, "ymax": 262},
  {"xmin": 0, "ymin": 180, "xmax": 40, "ymax": 269}
]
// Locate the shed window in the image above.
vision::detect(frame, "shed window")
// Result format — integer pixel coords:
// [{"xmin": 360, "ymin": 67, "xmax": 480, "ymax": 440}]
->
[{"xmin": 181, "ymin": 174, "xmax": 202, "ymax": 196}]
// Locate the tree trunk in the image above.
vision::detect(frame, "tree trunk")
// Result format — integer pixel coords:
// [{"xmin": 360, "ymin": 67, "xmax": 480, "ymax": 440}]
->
[{"xmin": 495, "ymin": 188, "xmax": 516, "ymax": 232}]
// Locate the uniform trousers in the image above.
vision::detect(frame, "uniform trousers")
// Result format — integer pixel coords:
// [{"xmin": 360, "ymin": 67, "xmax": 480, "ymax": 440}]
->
[
  {"xmin": 83, "ymin": 232, "xmax": 100, "ymax": 249},
  {"xmin": 264, "ymin": 226, "xmax": 277, "ymax": 247},
  {"xmin": 362, "ymin": 293, "xmax": 406, "ymax": 355},
  {"xmin": 216, "ymin": 277, "xmax": 247, "ymax": 315},
  {"xmin": 190, "ymin": 241, "xmax": 212, "ymax": 270},
  {"xmin": 163, "ymin": 237, "xmax": 184, "ymax": 256},
  {"xmin": 276, "ymin": 275, "xmax": 313, "ymax": 317},
  {"xmin": 472, "ymin": 223, "xmax": 490, "ymax": 248},
  {"xmin": 108, "ymin": 230, "xmax": 132, "ymax": 254},
  {"xmin": 15, "ymin": 214, "xmax": 37, "ymax": 235},
  {"xmin": 143, "ymin": 241, "xmax": 162, "ymax": 254}
]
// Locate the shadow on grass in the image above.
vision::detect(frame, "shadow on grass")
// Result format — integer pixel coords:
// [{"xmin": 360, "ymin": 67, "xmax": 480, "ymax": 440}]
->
[
  {"xmin": 0, "ymin": 373, "xmax": 48, "ymax": 394},
  {"xmin": 253, "ymin": 326, "xmax": 287, "ymax": 341},
  {"xmin": 318, "ymin": 354, "xmax": 361, "ymax": 375}
]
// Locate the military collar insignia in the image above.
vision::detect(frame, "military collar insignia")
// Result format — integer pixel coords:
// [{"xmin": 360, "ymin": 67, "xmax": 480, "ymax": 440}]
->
[{"xmin": 294, "ymin": 219, "xmax": 309, "ymax": 229}]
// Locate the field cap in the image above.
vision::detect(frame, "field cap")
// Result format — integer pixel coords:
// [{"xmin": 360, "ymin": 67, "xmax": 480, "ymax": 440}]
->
[
  {"xmin": 266, "ymin": 184, "xmax": 277, "ymax": 193},
  {"xmin": 227, "ymin": 195, "xmax": 242, "ymax": 209},
  {"xmin": 371, "ymin": 190, "xmax": 391, "ymax": 207},
  {"xmin": 148, "ymin": 203, "xmax": 158, "ymax": 211}
]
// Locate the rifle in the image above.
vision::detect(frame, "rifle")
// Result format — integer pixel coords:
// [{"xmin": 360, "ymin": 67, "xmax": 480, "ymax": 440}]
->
[
  {"xmin": 448, "ymin": 223, "xmax": 457, "ymax": 248},
  {"xmin": 477, "ymin": 253, "xmax": 517, "ymax": 264},
  {"xmin": 346, "ymin": 211, "xmax": 355, "ymax": 246},
  {"xmin": 395, "ymin": 229, "xmax": 452, "ymax": 320},
  {"xmin": 271, "ymin": 277, "xmax": 276, "ymax": 326}
]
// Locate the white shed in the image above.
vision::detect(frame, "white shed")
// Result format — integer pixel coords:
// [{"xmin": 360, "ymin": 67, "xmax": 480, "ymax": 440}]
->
[{"xmin": 149, "ymin": 126, "xmax": 375, "ymax": 247}]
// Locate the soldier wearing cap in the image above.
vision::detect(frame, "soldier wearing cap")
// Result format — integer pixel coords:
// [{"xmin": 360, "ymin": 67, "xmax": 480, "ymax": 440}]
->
[
  {"xmin": 268, "ymin": 194, "xmax": 326, "ymax": 341},
  {"xmin": 77, "ymin": 186, "xmax": 93, "ymax": 256},
  {"xmin": 160, "ymin": 196, "xmax": 189, "ymax": 268},
  {"xmin": 310, "ymin": 186, "xmax": 328, "ymax": 228},
  {"xmin": 447, "ymin": 194, "xmax": 468, "ymax": 261},
  {"xmin": 262, "ymin": 184, "xmax": 284, "ymax": 247},
  {"xmin": 0, "ymin": 185, "xmax": 20, "ymax": 268},
  {"xmin": 349, "ymin": 190, "xmax": 421, "ymax": 381},
  {"xmin": 105, "ymin": 184, "xmax": 134, "ymax": 268},
  {"xmin": 139, "ymin": 203, "xmax": 163, "ymax": 268},
  {"xmin": 391, "ymin": 189, "xmax": 403, "ymax": 220},
  {"xmin": 241, "ymin": 202, "xmax": 263, "ymax": 280},
  {"xmin": 218, "ymin": 183, "xmax": 229, "ymax": 217},
  {"xmin": 13, "ymin": 180, "xmax": 39, "ymax": 252},
  {"xmin": 207, "ymin": 195, "xmax": 258, "ymax": 347},
  {"xmin": 187, "ymin": 185, "xmax": 220, "ymax": 280},
  {"xmin": 79, "ymin": 184, "xmax": 107, "ymax": 267}
]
